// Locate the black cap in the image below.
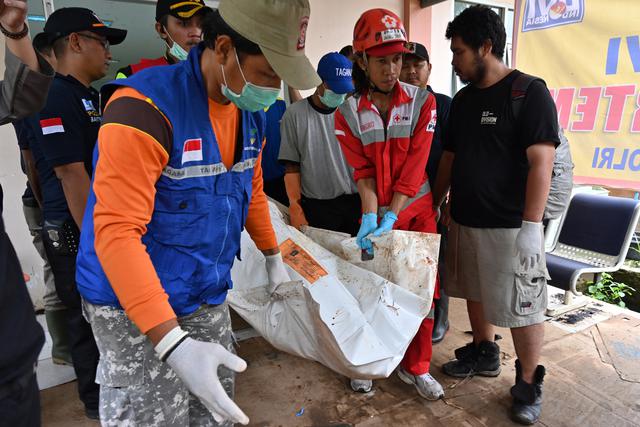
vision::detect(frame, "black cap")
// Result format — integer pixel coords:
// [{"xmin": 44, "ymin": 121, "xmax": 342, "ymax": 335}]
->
[
  {"xmin": 156, "ymin": 0, "xmax": 206, "ymax": 22},
  {"xmin": 32, "ymin": 32, "xmax": 52, "ymax": 52},
  {"xmin": 43, "ymin": 7, "xmax": 127, "ymax": 46},
  {"xmin": 406, "ymin": 42, "xmax": 430, "ymax": 63}
]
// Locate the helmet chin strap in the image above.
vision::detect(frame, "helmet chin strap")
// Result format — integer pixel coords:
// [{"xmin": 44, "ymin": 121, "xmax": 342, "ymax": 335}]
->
[{"xmin": 363, "ymin": 52, "xmax": 393, "ymax": 95}]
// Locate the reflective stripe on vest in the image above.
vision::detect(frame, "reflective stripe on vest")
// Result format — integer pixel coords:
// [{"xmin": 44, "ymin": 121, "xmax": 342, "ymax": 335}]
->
[
  {"xmin": 339, "ymin": 83, "xmax": 431, "ymax": 145},
  {"xmin": 161, "ymin": 157, "xmax": 259, "ymax": 180},
  {"xmin": 378, "ymin": 180, "xmax": 432, "ymax": 217}
]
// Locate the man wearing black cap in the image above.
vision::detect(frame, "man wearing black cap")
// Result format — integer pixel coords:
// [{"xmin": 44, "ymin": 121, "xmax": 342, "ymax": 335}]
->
[
  {"xmin": 32, "ymin": 7, "xmax": 127, "ymax": 420},
  {"xmin": 116, "ymin": 0, "xmax": 208, "ymax": 78},
  {"xmin": 12, "ymin": 33, "xmax": 73, "ymax": 369},
  {"xmin": 400, "ymin": 42, "xmax": 452, "ymax": 345}
]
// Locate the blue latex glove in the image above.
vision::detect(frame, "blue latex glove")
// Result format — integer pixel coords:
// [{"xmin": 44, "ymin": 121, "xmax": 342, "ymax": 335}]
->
[
  {"xmin": 356, "ymin": 213, "xmax": 378, "ymax": 253},
  {"xmin": 372, "ymin": 211, "xmax": 398, "ymax": 237}
]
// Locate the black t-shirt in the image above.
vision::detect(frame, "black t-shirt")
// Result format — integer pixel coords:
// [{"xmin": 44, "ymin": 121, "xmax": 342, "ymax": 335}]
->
[
  {"xmin": 21, "ymin": 115, "xmax": 70, "ymax": 220},
  {"xmin": 33, "ymin": 74, "xmax": 101, "ymax": 222},
  {"xmin": 426, "ymin": 86, "xmax": 452, "ymax": 188},
  {"xmin": 443, "ymin": 70, "xmax": 560, "ymax": 228}
]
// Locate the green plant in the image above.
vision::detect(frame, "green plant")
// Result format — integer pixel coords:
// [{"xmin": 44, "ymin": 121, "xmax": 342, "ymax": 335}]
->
[{"xmin": 585, "ymin": 272, "xmax": 636, "ymax": 308}]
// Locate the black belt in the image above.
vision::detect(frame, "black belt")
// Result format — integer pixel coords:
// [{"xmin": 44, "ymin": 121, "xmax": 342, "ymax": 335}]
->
[{"xmin": 0, "ymin": 364, "xmax": 36, "ymax": 401}]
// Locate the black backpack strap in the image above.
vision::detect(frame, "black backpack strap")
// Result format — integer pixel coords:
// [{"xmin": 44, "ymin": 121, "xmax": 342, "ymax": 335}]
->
[{"xmin": 511, "ymin": 72, "xmax": 545, "ymax": 122}]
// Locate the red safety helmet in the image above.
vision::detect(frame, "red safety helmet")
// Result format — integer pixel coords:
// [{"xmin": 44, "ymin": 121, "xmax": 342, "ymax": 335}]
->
[{"xmin": 353, "ymin": 9, "xmax": 410, "ymax": 57}]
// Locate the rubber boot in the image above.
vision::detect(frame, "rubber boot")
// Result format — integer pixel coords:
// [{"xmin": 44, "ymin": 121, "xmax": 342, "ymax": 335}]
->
[
  {"xmin": 432, "ymin": 291, "xmax": 449, "ymax": 344},
  {"xmin": 510, "ymin": 359, "xmax": 545, "ymax": 425},
  {"xmin": 45, "ymin": 309, "xmax": 73, "ymax": 365}
]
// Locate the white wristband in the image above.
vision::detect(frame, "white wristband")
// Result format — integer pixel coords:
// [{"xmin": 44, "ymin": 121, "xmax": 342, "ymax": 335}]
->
[{"xmin": 154, "ymin": 326, "xmax": 189, "ymax": 361}]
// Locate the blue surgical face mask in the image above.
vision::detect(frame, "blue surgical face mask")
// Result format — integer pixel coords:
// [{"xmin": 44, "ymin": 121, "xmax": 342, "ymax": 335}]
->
[
  {"xmin": 163, "ymin": 29, "xmax": 189, "ymax": 62},
  {"xmin": 319, "ymin": 87, "xmax": 347, "ymax": 108},
  {"xmin": 220, "ymin": 50, "xmax": 280, "ymax": 112}
]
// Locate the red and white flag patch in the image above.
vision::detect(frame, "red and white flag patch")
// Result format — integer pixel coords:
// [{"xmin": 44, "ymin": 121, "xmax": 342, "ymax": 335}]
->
[
  {"xmin": 40, "ymin": 118, "xmax": 65, "ymax": 135},
  {"xmin": 426, "ymin": 110, "xmax": 437, "ymax": 133},
  {"xmin": 182, "ymin": 138, "xmax": 203, "ymax": 164}
]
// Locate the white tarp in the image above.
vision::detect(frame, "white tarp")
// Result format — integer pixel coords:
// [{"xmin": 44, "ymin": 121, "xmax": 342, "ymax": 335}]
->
[{"xmin": 228, "ymin": 203, "xmax": 439, "ymax": 379}]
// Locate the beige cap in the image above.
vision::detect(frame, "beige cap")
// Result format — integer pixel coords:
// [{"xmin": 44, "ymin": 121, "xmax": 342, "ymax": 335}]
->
[{"xmin": 218, "ymin": 0, "xmax": 321, "ymax": 90}]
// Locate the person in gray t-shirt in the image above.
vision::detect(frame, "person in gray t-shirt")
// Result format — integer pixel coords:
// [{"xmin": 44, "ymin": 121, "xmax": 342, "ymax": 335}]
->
[{"xmin": 279, "ymin": 52, "xmax": 361, "ymax": 235}]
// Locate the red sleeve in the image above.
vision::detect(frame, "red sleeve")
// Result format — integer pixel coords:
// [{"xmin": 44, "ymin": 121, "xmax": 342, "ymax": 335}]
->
[
  {"xmin": 334, "ymin": 109, "xmax": 376, "ymax": 181},
  {"xmin": 392, "ymin": 93, "xmax": 437, "ymax": 196}
]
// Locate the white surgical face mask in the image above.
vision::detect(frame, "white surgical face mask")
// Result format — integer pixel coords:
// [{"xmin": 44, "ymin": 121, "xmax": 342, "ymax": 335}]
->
[
  {"xmin": 163, "ymin": 28, "xmax": 189, "ymax": 61},
  {"xmin": 220, "ymin": 49, "xmax": 280, "ymax": 112}
]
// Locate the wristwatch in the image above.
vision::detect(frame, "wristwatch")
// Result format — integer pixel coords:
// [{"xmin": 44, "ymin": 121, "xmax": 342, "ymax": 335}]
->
[{"xmin": 0, "ymin": 22, "xmax": 28, "ymax": 40}]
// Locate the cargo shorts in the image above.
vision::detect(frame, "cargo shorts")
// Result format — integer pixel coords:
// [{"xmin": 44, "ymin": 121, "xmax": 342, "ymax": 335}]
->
[
  {"xmin": 444, "ymin": 220, "xmax": 549, "ymax": 328},
  {"xmin": 83, "ymin": 302, "xmax": 236, "ymax": 426}
]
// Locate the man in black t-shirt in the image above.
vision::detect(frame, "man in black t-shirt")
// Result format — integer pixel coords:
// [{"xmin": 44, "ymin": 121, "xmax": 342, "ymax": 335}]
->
[
  {"xmin": 34, "ymin": 7, "xmax": 127, "ymax": 420},
  {"xmin": 432, "ymin": 6, "xmax": 559, "ymax": 425}
]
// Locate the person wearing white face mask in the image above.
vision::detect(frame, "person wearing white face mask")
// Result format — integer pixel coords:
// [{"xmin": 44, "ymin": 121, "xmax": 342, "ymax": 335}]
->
[
  {"xmin": 115, "ymin": 0, "xmax": 209, "ymax": 79},
  {"xmin": 279, "ymin": 52, "xmax": 361, "ymax": 236}
]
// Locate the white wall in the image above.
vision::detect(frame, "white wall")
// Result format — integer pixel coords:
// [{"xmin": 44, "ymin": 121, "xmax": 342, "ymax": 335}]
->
[
  {"xmin": 306, "ymin": 0, "xmax": 403, "ymax": 66},
  {"xmin": 425, "ymin": 0, "xmax": 515, "ymax": 97},
  {"xmin": 428, "ymin": 0, "xmax": 455, "ymax": 96},
  {"xmin": 0, "ymin": 38, "xmax": 45, "ymax": 307},
  {"xmin": 299, "ymin": 0, "xmax": 404, "ymax": 97}
]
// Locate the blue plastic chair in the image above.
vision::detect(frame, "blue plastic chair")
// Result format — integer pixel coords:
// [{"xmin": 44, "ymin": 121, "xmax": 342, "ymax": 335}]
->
[{"xmin": 546, "ymin": 193, "xmax": 640, "ymax": 297}]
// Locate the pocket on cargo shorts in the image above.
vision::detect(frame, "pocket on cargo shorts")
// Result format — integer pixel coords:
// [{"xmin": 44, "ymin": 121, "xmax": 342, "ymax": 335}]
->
[{"xmin": 513, "ymin": 266, "xmax": 549, "ymax": 316}]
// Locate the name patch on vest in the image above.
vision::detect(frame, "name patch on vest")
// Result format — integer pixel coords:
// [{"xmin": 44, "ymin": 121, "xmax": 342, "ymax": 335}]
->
[{"xmin": 182, "ymin": 138, "xmax": 203, "ymax": 164}]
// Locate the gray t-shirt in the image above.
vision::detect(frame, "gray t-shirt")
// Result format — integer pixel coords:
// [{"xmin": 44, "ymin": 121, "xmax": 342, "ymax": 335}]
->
[{"xmin": 279, "ymin": 98, "xmax": 358, "ymax": 200}]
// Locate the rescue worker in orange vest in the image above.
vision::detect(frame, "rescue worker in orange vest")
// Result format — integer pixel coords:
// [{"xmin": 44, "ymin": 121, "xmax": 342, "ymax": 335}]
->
[
  {"xmin": 115, "ymin": 0, "xmax": 209, "ymax": 78},
  {"xmin": 334, "ymin": 9, "xmax": 444, "ymax": 400}
]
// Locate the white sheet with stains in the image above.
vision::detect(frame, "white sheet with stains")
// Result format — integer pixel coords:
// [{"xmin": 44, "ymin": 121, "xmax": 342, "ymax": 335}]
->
[{"xmin": 228, "ymin": 203, "xmax": 439, "ymax": 379}]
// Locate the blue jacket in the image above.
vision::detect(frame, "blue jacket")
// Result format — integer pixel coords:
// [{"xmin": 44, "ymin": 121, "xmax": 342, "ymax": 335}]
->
[{"xmin": 76, "ymin": 46, "xmax": 265, "ymax": 316}]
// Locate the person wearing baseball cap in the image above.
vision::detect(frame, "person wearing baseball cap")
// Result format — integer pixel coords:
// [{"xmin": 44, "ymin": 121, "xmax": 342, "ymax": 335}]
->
[
  {"xmin": 400, "ymin": 42, "xmax": 452, "ymax": 346},
  {"xmin": 42, "ymin": 6, "xmax": 127, "ymax": 46},
  {"xmin": 74, "ymin": 1, "xmax": 320, "ymax": 425},
  {"xmin": 279, "ymin": 52, "xmax": 360, "ymax": 237},
  {"xmin": 30, "ymin": 7, "xmax": 127, "ymax": 420},
  {"xmin": 335, "ymin": 9, "xmax": 444, "ymax": 400},
  {"xmin": 115, "ymin": 0, "xmax": 210, "ymax": 78}
]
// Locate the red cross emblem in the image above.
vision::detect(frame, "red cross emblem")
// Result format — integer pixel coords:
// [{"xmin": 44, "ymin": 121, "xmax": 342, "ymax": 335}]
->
[{"xmin": 382, "ymin": 15, "xmax": 397, "ymax": 29}]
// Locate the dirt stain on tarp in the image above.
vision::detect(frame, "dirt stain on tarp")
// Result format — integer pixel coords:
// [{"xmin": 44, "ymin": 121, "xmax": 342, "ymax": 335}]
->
[{"xmin": 557, "ymin": 306, "xmax": 604, "ymax": 324}]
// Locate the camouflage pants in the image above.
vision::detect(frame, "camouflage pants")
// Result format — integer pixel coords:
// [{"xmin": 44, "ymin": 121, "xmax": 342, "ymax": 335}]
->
[{"xmin": 83, "ymin": 302, "xmax": 235, "ymax": 426}]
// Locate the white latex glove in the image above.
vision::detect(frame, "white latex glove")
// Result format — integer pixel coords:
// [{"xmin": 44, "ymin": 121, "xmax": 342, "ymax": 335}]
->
[
  {"xmin": 515, "ymin": 220, "xmax": 543, "ymax": 270},
  {"xmin": 162, "ymin": 334, "xmax": 250, "ymax": 425},
  {"xmin": 265, "ymin": 253, "xmax": 291, "ymax": 295}
]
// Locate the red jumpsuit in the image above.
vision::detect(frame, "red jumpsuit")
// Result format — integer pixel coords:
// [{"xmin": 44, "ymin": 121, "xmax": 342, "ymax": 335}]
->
[{"xmin": 335, "ymin": 81, "xmax": 439, "ymax": 375}]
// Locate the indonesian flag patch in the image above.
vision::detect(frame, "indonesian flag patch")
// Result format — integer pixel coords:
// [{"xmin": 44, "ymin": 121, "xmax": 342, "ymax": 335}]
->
[
  {"xmin": 40, "ymin": 118, "xmax": 65, "ymax": 135},
  {"xmin": 181, "ymin": 138, "xmax": 203, "ymax": 164}
]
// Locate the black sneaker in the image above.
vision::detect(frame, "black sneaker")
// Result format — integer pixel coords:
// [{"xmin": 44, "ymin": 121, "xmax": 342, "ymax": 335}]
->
[
  {"xmin": 442, "ymin": 341, "xmax": 501, "ymax": 378},
  {"xmin": 510, "ymin": 359, "xmax": 545, "ymax": 425}
]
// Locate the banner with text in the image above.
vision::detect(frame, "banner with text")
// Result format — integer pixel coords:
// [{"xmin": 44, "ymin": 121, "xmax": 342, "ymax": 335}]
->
[{"xmin": 514, "ymin": 0, "xmax": 640, "ymax": 189}]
